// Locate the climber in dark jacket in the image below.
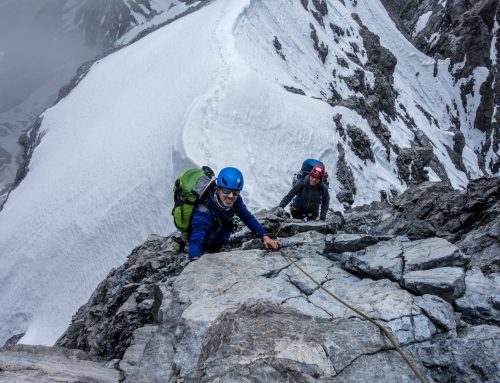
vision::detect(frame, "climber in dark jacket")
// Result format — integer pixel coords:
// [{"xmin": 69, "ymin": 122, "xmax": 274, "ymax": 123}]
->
[
  {"xmin": 279, "ymin": 164, "xmax": 330, "ymax": 221},
  {"xmin": 188, "ymin": 167, "xmax": 281, "ymax": 261}
]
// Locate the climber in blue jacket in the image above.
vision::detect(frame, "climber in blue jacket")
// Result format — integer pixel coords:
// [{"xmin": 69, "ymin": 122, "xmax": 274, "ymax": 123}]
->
[{"xmin": 188, "ymin": 167, "xmax": 281, "ymax": 261}]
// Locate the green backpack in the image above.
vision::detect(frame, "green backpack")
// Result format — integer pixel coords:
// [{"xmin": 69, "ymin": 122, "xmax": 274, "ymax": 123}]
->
[{"xmin": 172, "ymin": 166, "xmax": 215, "ymax": 234}]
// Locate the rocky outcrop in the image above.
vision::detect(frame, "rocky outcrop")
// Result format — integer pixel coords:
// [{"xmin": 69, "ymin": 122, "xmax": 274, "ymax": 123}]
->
[
  {"xmin": 382, "ymin": 0, "xmax": 500, "ymax": 174},
  {"xmin": 56, "ymin": 234, "xmax": 187, "ymax": 360},
  {"xmin": 3, "ymin": 178, "xmax": 498, "ymax": 382},
  {"xmin": 371, "ymin": 177, "xmax": 500, "ymax": 243},
  {"xmin": 12, "ymin": 178, "xmax": 491, "ymax": 382}
]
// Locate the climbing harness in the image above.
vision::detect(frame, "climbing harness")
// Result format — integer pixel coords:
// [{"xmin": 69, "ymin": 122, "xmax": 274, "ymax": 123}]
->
[{"xmin": 273, "ymin": 223, "xmax": 428, "ymax": 383}]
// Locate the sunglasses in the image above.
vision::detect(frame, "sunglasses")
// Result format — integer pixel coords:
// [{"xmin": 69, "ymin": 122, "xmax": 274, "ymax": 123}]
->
[{"xmin": 220, "ymin": 187, "xmax": 240, "ymax": 196}]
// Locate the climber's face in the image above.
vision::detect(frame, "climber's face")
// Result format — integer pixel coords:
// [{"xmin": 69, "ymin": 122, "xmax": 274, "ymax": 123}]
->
[
  {"xmin": 217, "ymin": 187, "xmax": 238, "ymax": 207},
  {"xmin": 309, "ymin": 174, "xmax": 321, "ymax": 187}
]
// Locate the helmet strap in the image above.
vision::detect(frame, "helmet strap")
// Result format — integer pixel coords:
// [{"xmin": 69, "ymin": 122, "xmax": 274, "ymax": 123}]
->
[{"xmin": 213, "ymin": 189, "xmax": 230, "ymax": 211}]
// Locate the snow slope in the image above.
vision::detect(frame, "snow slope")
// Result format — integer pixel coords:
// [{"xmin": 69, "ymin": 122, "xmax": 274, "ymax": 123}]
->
[
  {"xmin": 0, "ymin": 0, "xmax": 229, "ymax": 345},
  {"xmin": 0, "ymin": 0, "xmax": 490, "ymax": 345}
]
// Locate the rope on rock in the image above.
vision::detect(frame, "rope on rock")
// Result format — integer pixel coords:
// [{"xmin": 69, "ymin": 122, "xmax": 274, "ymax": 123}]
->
[{"xmin": 273, "ymin": 224, "xmax": 427, "ymax": 383}]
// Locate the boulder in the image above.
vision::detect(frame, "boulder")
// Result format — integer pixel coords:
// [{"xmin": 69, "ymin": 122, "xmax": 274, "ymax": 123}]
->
[
  {"xmin": 455, "ymin": 268, "xmax": 500, "ymax": 324},
  {"xmin": 341, "ymin": 237, "xmax": 405, "ymax": 281},
  {"xmin": 403, "ymin": 267, "xmax": 465, "ymax": 301},
  {"xmin": 403, "ymin": 237, "xmax": 467, "ymax": 271}
]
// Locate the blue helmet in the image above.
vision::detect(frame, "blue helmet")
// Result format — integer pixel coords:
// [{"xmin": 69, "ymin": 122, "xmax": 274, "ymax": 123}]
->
[{"xmin": 217, "ymin": 167, "xmax": 244, "ymax": 190}]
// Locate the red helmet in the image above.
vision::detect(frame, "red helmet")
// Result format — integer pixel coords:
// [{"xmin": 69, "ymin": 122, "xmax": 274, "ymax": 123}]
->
[{"xmin": 310, "ymin": 164, "xmax": 326, "ymax": 178}]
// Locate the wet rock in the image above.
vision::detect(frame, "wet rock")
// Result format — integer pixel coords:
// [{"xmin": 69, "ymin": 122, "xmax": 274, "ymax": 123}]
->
[{"xmin": 403, "ymin": 267, "xmax": 465, "ymax": 302}]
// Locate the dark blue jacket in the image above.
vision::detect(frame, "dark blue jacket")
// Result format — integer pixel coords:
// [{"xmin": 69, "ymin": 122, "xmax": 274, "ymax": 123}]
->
[
  {"xmin": 188, "ymin": 192, "xmax": 267, "ymax": 260},
  {"xmin": 279, "ymin": 175, "xmax": 330, "ymax": 220}
]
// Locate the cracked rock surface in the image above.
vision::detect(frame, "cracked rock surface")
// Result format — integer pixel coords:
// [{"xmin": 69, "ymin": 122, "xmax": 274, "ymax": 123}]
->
[{"xmin": 2, "ymin": 178, "xmax": 498, "ymax": 382}]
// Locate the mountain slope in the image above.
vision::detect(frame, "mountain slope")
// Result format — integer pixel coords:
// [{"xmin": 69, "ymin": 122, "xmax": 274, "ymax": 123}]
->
[
  {"xmin": 0, "ymin": 0, "xmax": 497, "ymax": 346},
  {"xmin": 0, "ymin": 0, "xmax": 198, "ymax": 204}
]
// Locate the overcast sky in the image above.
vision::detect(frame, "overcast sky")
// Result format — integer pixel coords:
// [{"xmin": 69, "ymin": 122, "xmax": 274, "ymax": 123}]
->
[{"xmin": 0, "ymin": 0, "xmax": 96, "ymax": 113}]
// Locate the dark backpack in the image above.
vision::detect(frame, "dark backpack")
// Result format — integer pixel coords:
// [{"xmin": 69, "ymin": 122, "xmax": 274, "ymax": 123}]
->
[
  {"xmin": 172, "ymin": 166, "xmax": 215, "ymax": 234},
  {"xmin": 292, "ymin": 158, "xmax": 328, "ymax": 186}
]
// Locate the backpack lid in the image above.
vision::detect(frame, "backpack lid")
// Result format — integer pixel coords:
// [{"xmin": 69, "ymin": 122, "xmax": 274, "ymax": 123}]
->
[{"xmin": 301, "ymin": 158, "xmax": 324, "ymax": 172}]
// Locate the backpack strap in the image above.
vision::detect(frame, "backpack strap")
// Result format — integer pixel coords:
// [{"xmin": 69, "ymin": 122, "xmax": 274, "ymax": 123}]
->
[{"xmin": 197, "ymin": 203, "xmax": 209, "ymax": 213}]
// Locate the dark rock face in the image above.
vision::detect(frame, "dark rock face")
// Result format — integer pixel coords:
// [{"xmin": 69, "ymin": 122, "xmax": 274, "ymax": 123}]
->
[
  {"xmin": 56, "ymin": 234, "xmax": 187, "ymax": 360},
  {"xmin": 352, "ymin": 13, "xmax": 398, "ymax": 119},
  {"xmin": 273, "ymin": 36, "xmax": 286, "ymax": 60},
  {"xmin": 346, "ymin": 124, "xmax": 375, "ymax": 162},
  {"xmin": 412, "ymin": 325, "xmax": 500, "ymax": 383},
  {"xmin": 382, "ymin": 0, "xmax": 500, "ymax": 174},
  {"xmin": 373, "ymin": 178, "xmax": 499, "ymax": 242},
  {"xmin": 335, "ymin": 141, "xmax": 357, "ymax": 208},
  {"xmin": 329, "ymin": 13, "xmax": 398, "ymax": 165},
  {"xmin": 310, "ymin": 23, "xmax": 329, "ymax": 63}
]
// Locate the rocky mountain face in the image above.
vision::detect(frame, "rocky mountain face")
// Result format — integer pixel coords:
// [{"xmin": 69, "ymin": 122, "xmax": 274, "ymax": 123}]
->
[
  {"xmin": 263, "ymin": 0, "xmax": 498, "ymax": 209},
  {"xmin": 2, "ymin": 177, "xmax": 498, "ymax": 382},
  {"xmin": 381, "ymin": 0, "xmax": 500, "ymax": 174}
]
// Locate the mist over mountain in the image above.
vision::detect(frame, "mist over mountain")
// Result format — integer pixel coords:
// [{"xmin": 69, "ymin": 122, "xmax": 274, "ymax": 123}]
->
[
  {"xmin": 0, "ymin": 0, "xmax": 498, "ymax": 374},
  {"xmin": 0, "ymin": 0, "xmax": 197, "ymax": 203}
]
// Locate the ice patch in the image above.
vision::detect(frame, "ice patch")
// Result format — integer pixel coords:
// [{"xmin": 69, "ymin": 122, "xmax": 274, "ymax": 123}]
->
[{"xmin": 412, "ymin": 11, "xmax": 432, "ymax": 37}]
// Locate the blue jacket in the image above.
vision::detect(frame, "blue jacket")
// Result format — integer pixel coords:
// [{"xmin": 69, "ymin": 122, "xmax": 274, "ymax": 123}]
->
[{"xmin": 188, "ymin": 192, "xmax": 267, "ymax": 260}]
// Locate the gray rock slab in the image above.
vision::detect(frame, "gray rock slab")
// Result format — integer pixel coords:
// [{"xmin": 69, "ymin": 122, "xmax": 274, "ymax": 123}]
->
[
  {"xmin": 0, "ymin": 345, "xmax": 118, "ymax": 383},
  {"xmin": 280, "ymin": 230, "xmax": 326, "ymax": 250},
  {"xmin": 412, "ymin": 324, "xmax": 500, "ymax": 383},
  {"xmin": 331, "ymin": 349, "xmax": 423, "ymax": 383},
  {"xmin": 308, "ymin": 269, "xmax": 435, "ymax": 345},
  {"xmin": 325, "ymin": 233, "xmax": 379, "ymax": 253},
  {"xmin": 281, "ymin": 219, "xmax": 333, "ymax": 236},
  {"xmin": 403, "ymin": 237, "xmax": 466, "ymax": 272},
  {"xmin": 414, "ymin": 294, "xmax": 456, "ymax": 331},
  {"xmin": 455, "ymin": 268, "xmax": 500, "ymax": 323},
  {"xmin": 122, "ymin": 248, "xmax": 436, "ymax": 381},
  {"xmin": 282, "ymin": 246, "xmax": 331, "ymax": 295},
  {"xmin": 403, "ymin": 267, "xmax": 465, "ymax": 301},
  {"xmin": 119, "ymin": 325, "xmax": 158, "ymax": 379},
  {"xmin": 196, "ymin": 303, "xmax": 422, "ymax": 382},
  {"xmin": 342, "ymin": 238, "xmax": 404, "ymax": 281}
]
